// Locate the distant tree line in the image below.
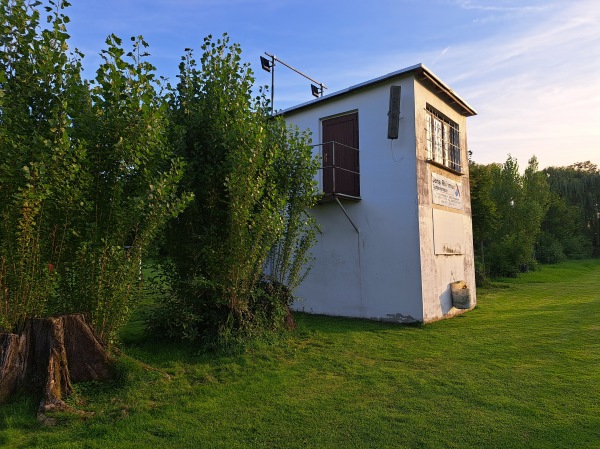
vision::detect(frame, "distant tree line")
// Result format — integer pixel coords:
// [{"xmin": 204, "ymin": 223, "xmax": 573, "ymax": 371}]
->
[{"xmin": 470, "ymin": 156, "xmax": 599, "ymax": 282}]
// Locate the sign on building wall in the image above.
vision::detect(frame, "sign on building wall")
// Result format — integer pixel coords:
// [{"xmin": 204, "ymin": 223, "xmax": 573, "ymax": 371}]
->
[{"xmin": 432, "ymin": 173, "xmax": 463, "ymax": 210}]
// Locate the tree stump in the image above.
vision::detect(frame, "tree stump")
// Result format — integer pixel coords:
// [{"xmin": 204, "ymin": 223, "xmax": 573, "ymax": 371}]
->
[
  {"xmin": 0, "ymin": 332, "xmax": 26, "ymax": 404},
  {"xmin": 0, "ymin": 314, "xmax": 112, "ymax": 418}
]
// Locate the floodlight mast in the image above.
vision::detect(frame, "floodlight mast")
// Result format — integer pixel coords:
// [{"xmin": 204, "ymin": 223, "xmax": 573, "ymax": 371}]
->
[{"xmin": 261, "ymin": 52, "xmax": 327, "ymax": 115}]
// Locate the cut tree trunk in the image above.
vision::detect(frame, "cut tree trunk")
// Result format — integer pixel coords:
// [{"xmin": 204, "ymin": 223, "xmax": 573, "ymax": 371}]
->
[
  {"xmin": 0, "ymin": 314, "xmax": 112, "ymax": 418},
  {"xmin": 0, "ymin": 332, "xmax": 26, "ymax": 404}
]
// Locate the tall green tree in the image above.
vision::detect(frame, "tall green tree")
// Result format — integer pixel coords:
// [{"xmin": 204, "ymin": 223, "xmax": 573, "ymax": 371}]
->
[
  {"xmin": 469, "ymin": 161, "xmax": 500, "ymax": 279},
  {"xmin": 0, "ymin": 0, "xmax": 88, "ymax": 330},
  {"xmin": 154, "ymin": 35, "xmax": 319, "ymax": 345},
  {"xmin": 543, "ymin": 161, "xmax": 600, "ymax": 256},
  {"xmin": 536, "ymin": 192, "xmax": 591, "ymax": 263},
  {"xmin": 470, "ymin": 156, "xmax": 550, "ymax": 278},
  {"xmin": 0, "ymin": 0, "xmax": 189, "ymax": 341}
]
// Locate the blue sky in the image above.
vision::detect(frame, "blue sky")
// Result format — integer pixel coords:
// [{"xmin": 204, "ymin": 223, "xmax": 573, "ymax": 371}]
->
[{"xmin": 65, "ymin": 0, "xmax": 600, "ymax": 169}]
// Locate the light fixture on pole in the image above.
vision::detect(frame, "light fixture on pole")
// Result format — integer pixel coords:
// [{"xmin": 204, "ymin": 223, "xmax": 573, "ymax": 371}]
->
[
  {"xmin": 311, "ymin": 84, "xmax": 324, "ymax": 98},
  {"xmin": 260, "ymin": 56, "xmax": 271, "ymax": 72},
  {"xmin": 260, "ymin": 52, "xmax": 327, "ymax": 114},
  {"xmin": 259, "ymin": 55, "xmax": 275, "ymax": 114}
]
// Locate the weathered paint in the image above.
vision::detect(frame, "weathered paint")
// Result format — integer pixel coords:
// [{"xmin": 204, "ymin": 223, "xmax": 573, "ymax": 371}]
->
[
  {"xmin": 413, "ymin": 76, "xmax": 477, "ymax": 322},
  {"xmin": 284, "ymin": 65, "xmax": 476, "ymax": 323}
]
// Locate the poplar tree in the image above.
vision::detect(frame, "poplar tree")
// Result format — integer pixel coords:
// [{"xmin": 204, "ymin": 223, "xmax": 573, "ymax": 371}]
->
[
  {"xmin": 153, "ymin": 35, "xmax": 319, "ymax": 345},
  {"xmin": 470, "ymin": 156, "xmax": 550, "ymax": 278}
]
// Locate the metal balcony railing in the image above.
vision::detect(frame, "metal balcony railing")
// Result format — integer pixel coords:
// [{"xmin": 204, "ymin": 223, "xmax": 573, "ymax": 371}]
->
[{"xmin": 312, "ymin": 141, "xmax": 361, "ymax": 202}]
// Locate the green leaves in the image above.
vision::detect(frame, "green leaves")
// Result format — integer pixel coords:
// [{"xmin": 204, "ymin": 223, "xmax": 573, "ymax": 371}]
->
[
  {"xmin": 1, "ymin": 4, "xmax": 315, "ymax": 346},
  {"xmin": 0, "ymin": 0, "xmax": 79, "ymax": 330},
  {"xmin": 0, "ymin": 0, "xmax": 189, "ymax": 341},
  {"xmin": 542, "ymin": 162, "xmax": 599, "ymax": 258},
  {"xmin": 157, "ymin": 35, "xmax": 319, "ymax": 345},
  {"xmin": 470, "ymin": 156, "xmax": 551, "ymax": 278}
]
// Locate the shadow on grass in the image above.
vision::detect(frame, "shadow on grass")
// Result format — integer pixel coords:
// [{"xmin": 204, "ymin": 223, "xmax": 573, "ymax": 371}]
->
[{"xmin": 291, "ymin": 312, "xmax": 425, "ymax": 335}]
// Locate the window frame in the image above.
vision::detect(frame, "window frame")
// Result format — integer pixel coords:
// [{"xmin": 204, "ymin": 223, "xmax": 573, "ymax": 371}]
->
[
  {"xmin": 425, "ymin": 105, "xmax": 462, "ymax": 173},
  {"xmin": 320, "ymin": 112, "xmax": 360, "ymax": 200}
]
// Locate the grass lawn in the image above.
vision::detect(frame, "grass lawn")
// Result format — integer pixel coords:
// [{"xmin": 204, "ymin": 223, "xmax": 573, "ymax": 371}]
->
[{"xmin": 1, "ymin": 260, "xmax": 599, "ymax": 448}]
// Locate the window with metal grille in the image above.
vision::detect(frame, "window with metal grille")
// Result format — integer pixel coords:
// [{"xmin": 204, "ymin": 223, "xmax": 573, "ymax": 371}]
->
[{"xmin": 425, "ymin": 105, "xmax": 461, "ymax": 173}]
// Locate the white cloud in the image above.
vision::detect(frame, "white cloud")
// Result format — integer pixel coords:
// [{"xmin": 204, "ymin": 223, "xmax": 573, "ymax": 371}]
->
[
  {"xmin": 451, "ymin": 0, "xmax": 551, "ymax": 13},
  {"xmin": 431, "ymin": 0, "xmax": 600, "ymax": 168}
]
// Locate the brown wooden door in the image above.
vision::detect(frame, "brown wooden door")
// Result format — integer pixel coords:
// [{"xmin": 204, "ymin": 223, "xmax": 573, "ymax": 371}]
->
[{"xmin": 322, "ymin": 112, "xmax": 359, "ymax": 197}]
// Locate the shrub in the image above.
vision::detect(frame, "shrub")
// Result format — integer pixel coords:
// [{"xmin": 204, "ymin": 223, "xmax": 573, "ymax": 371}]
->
[{"xmin": 151, "ymin": 35, "xmax": 319, "ymax": 346}]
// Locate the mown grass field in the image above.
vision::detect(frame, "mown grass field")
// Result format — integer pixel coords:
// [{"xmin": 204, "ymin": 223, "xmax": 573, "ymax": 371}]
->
[{"xmin": 1, "ymin": 260, "xmax": 599, "ymax": 448}]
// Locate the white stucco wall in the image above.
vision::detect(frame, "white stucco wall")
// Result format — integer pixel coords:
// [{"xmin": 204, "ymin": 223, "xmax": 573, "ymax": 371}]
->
[
  {"xmin": 285, "ymin": 74, "xmax": 425, "ymax": 322},
  {"xmin": 283, "ymin": 68, "xmax": 477, "ymax": 323},
  {"xmin": 413, "ymin": 78, "xmax": 477, "ymax": 322}
]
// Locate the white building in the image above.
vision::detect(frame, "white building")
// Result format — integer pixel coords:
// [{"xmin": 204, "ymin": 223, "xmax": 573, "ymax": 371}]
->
[{"xmin": 283, "ymin": 64, "xmax": 477, "ymax": 323}]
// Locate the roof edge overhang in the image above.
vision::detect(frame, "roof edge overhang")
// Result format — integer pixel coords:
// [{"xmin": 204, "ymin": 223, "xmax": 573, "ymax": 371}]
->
[{"xmin": 280, "ymin": 63, "xmax": 477, "ymax": 117}]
